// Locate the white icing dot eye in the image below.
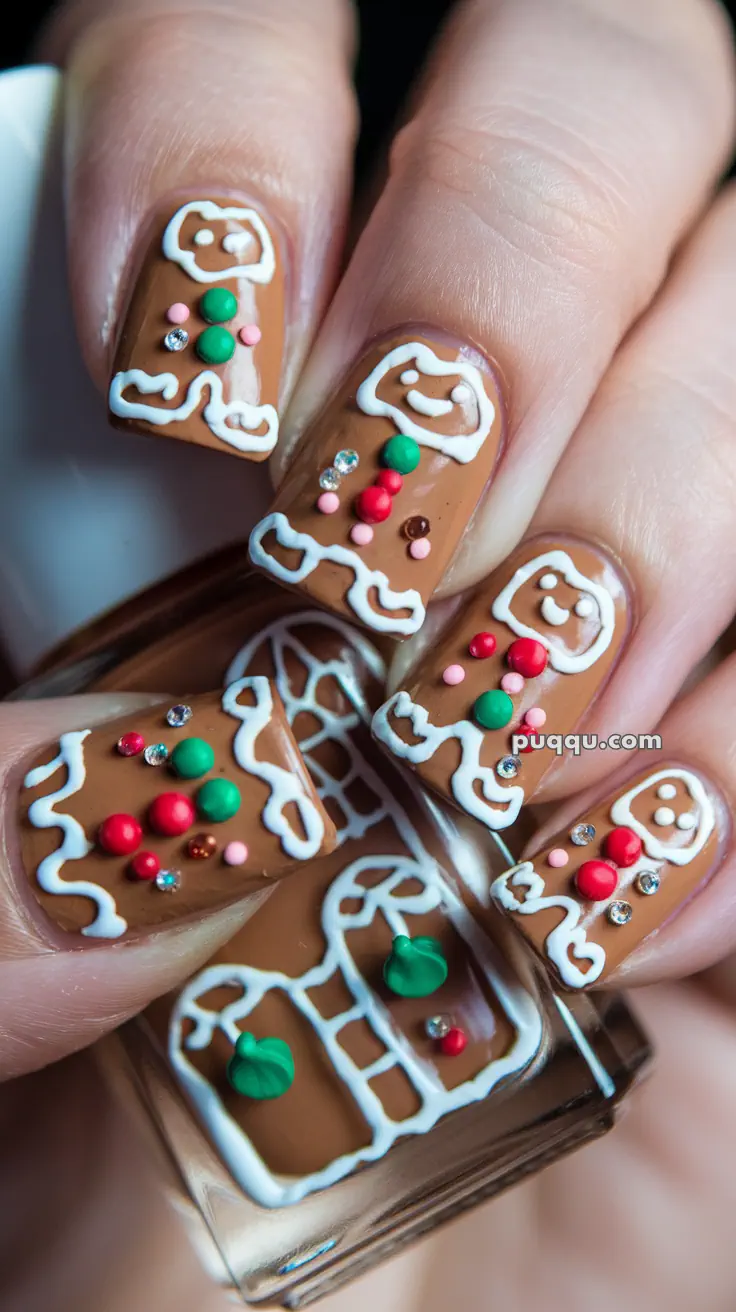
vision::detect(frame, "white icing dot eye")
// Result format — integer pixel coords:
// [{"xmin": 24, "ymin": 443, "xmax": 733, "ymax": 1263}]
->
[
  {"xmin": 222, "ymin": 231, "xmax": 254, "ymax": 254},
  {"xmin": 539, "ymin": 573, "xmax": 558, "ymax": 590},
  {"xmin": 193, "ymin": 228, "xmax": 214, "ymax": 246},
  {"xmin": 653, "ymin": 806, "xmax": 675, "ymax": 827},
  {"xmin": 657, "ymin": 783, "xmax": 676, "ymax": 800},
  {"xmin": 450, "ymin": 383, "xmax": 471, "ymax": 404},
  {"xmin": 400, "ymin": 369, "xmax": 419, "ymax": 385},
  {"xmin": 574, "ymin": 596, "xmax": 596, "ymax": 618},
  {"xmin": 676, "ymin": 812, "xmax": 697, "ymax": 831}
]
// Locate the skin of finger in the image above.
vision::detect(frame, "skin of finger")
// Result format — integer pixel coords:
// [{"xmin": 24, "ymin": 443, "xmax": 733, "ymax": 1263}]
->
[
  {"xmin": 43, "ymin": 0, "xmax": 356, "ymax": 389},
  {"xmin": 0, "ymin": 698, "xmax": 266, "ymax": 1081},
  {"xmin": 274, "ymin": 0, "xmax": 735, "ymax": 574}
]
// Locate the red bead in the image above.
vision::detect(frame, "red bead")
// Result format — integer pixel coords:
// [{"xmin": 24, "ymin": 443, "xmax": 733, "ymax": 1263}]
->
[
  {"xmin": 576, "ymin": 859, "xmax": 618, "ymax": 901},
  {"xmin": 603, "ymin": 826, "xmax": 643, "ymax": 868},
  {"xmin": 117, "ymin": 731, "xmax": 145, "ymax": 757},
  {"xmin": 148, "ymin": 792, "xmax": 196, "ymax": 837},
  {"xmin": 129, "ymin": 851, "xmax": 161, "ymax": 881},
  {"xmin": 514, "ymin": 727, "xmax": 535, "ymax": 753},
  {"xmin": 98, "ymin": 813, "xmax": 142, "ymax": 856},
  {"xmin": 507, "ymin": 638, "xmax": 548, "ymax": 679},
  {"xmin": 355, "ymin": 486, "xmax": 392, "ymax": 524},
  {"xmin": 468, "ymin": 632, "xmax": 497, "ymax": 659},
  {"xmin": 440, "ymin": 1026, "xmax": 468, "ymax": 1057},
  {"xmin": 375, "ymin": 469, "xmax": 403, "ymax": 496}
]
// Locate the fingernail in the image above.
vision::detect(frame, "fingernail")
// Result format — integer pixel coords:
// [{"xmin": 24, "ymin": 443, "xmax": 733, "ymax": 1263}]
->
[
  {"xmin": 372, "ymin": 536, "xmax": 629, "ymax": 828},
  {"xmin": 20, "ymin": 680, "xmax": 335, "ymax": 939},
  {"xmin": 491, "ymin": 761, "xmax": 726, "ymax": 989},
  {"xmin": 109, "ymin": 196, "xmax": 284, "ymax": 460},
  {"xmin": 248, "ymin": 332, "xmax": 504, "ymax": 637}
]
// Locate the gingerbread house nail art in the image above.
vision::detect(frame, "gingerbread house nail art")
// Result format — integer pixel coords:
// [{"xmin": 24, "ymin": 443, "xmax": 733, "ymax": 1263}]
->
[{"xmin": 109, "ymin": 198, "xmax": 285, "ymax": 459}]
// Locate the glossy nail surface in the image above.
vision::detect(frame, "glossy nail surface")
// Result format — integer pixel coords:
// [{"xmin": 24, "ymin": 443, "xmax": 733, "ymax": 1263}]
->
[
  {"xmin": 109, "ymin": 197, "xmax": 285, "ymax": 459},
  {"xmin": 249, "ymin": 332, "xmax": 504, "ymax": 637}
]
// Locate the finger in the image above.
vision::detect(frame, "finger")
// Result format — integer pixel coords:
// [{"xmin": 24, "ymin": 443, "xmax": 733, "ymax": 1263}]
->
[
  {"xmin": 2, "ymin": 690, "xmax": 335, "ymax": 1079},
  {"xmin": 249, "ymin": 0, "xmax": 735, "ymax": 636},
  {"xmin": 44, "ymin": 0, "xmax": 355, "ymax": 461}
]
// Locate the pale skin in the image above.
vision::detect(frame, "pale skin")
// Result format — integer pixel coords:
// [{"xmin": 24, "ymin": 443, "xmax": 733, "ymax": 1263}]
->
[{"xmin": 2, "ymin": 0, "xmax": 736, "ymax": 1306}]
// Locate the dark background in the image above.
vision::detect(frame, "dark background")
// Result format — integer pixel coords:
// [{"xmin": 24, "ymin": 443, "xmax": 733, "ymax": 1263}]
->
[{"xmin": 6, "ymin": 0, "xmax": 735, "ymax": 178}]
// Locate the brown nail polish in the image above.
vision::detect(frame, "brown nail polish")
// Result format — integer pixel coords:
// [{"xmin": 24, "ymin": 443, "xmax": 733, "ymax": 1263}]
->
[
  {"xmin": 249, "ymin": 332, "xmax": 504, "ymax": 637},
  {"xmin": 20, "ymin": 680, "xmax": 335, "ymax": 939},
  {"xmin": 492, "ymin": 761, "xmax": 725, "ymax": 988},
  {"xmin": 373, "ymin": 536, "xmax": 629, "ymax": 829},
  {"xmin": 109, "ymin": 197, "xmax": 285, "ymax": 460}
]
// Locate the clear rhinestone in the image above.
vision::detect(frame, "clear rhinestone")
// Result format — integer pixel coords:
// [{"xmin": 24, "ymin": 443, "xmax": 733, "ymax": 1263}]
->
[
  {"xmin": 496, "ymin": 754, "xmax": 522, "ymax": 780},
  {"xmin": 425, "ymin": 1014, "xmax": 452, "ymax": 1040},
  {"xmin": 570, "ymin": 822, "xmax": 596, "ymax": 846},
  {"xmin": 607, "ymin": 900, "xmax": 632, "ymax": 926},
  {"xmin": 143, "ymin": 743, "xmax": 169, "ymax": 766},
  {"xmin": 334, "ymin": 449, "xmax": 359, "ymax": 475},
  {"xmin": 166, "ymin": 703, "xmax": 193, "ymax": 728},
  {"xmin": 635, "ymin": 870, "xmax": 660, "ymax": 896},
  {"xmin": 164, "ymin": 327, "xmax": 188, "ymax": 352},
  {"xmin": 155, "ymin": 869, "xmax": 181, "ymax": 893},
  {"xmin": 319, "ymin": 467, "xmax": 341, "ymax": 492}
]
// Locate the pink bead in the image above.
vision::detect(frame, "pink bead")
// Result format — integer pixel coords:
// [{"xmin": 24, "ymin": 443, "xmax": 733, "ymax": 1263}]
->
[
  {"xmin": 501, "ymin": 673, "xmax": 524, "ymax": 694},
  {"xmin": 409, "ymin": 537, "xmax": 431, "ymax": 560},
  {"xmin": 166, "ymin": 303, "xmax": 189, "ymax": 324},
  {"xmin": 547, "ymin": 848, "xmax": 569, "ymax": 868},
  {"xmin": 317, "ymin": 492, "xmax": 340, "ymax": 515},
  {"xmin": 350, "ymin": 524, "xmax": 374, "ymax": 546},
  {"xmin": 525, "ymin": 707, "xmax": 547, "ymax": 729},
  {"xmin": 239, "ymin": 324, "xmax": 262, "ymax": 346},
  {"xmin": 223, "ymin": 841, "xmax": 248, "ymax": 866},
  {"xmin": 442, "ymin": 664, "xmax": 465, "ymax": 686}
]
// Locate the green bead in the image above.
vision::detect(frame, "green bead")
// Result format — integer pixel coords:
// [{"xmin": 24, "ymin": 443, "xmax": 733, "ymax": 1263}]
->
[
  {"xmin": 200, "ymin": 287, "xmax": 238, "ymax": 324},
  {"xmin": 381, "ymin": 434, "xmax": 421, "ymax": 475},
  {"xmin": 473, "ymin": 689, "xmax": 514, "ymax": 730},
  {"xmin": 226, "ymin": 1032, "xmax": 295, "ymax": 1100},
  {"xmin": 196, "ymin": 777, "xmax": 241, "ymax": 823},
  {"xmin": 170, "ymin": 737, "xmax": 215, "ymax": 780},
  {"xmin": 383, "ymin": 934, "xmax": 448, "ymax": 998},
  {"xmin": 196, "ymin": 325, "xmax": 235, "ymax": 365}
]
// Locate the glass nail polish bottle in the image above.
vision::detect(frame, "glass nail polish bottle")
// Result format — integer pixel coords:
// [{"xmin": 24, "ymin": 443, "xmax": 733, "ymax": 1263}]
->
[{"xmin": 2, "ymin": 66, "xmax": 651, "ymax": 1309}]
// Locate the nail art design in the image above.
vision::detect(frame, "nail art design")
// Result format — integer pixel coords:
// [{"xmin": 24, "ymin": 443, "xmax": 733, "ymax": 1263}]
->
[
  {"xmin": 109, "ymin": 199, "xmax": 284, "ymax": 459},
  {"xmin": 248, "ymin": 334, "xmax": 504, "ymax": 636},
  {"xmin": 20, "ymin": 678, "xmax": 336, "ymax": 938},
  {"xmin": 372, "ymin": 538, "xmax": 629, "ymax": 830},
  {"xmin": 492, "ymin": 763, "xmax": 723, "ymax": 988}
]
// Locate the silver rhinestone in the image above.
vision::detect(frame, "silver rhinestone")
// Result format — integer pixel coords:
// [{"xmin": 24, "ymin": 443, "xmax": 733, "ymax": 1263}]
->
[
  {"xmin": 164, "ymin": 327, "xmax": 188, "ymax": 352},
  {"xmin": 425, "ymin": 1014, "xmax": 452, "ymax": 1040},
  {"xmin": 166, "ymin": 703, "xmax": 193, "ymax": 728},
  {"xmin": 143, "ymin": 743, "xmax": 169, "ymax": 766},
  {"xmin": 607, "ymin": 900, "xmax": 632, "ymax": 926},
  {"xmin": 334, "ymin": 449, "xmax": 359, "ymax": 475},
  {"xmin": 496, "ymin": 754, "xmax": 521, "ymax": 780},
  {"xmin": 570, "ymin": 822, "xmax": 596, "ymax": 846},
  {"xmin": 319, "ymin": 467, "xmax": 341, "ymax": 492},
  {"xmin": 635, "ymin": 870, "xmax": 660, "ymax": 896},
  {"xmin": 155, "ymin": 869, "xmax": 181, "ymax": 893}
]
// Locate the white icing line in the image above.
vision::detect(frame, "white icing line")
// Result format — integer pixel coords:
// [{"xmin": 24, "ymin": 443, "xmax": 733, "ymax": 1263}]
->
[
  {"xmin": 552, "ymin": 995, "xmax": 616, "ymax": 1098},
  {"xmin": 492, "ymin": 548, "xmax": 616, "ymax": 674},
  {"xmin": 109, "ymin": 369, "xmax": 279, "ymax": 454},
  {"xmin": 355, "ymin": 341, "xmax": 495, "ymax": 464},
  {"xmin": 25, "ymin": 731, "xmax": 127, "ymax": 939},
  {"xmin": 162, "ymin": 201, "xmax": 276, "ymax": 284},
  {"xmin": 222, "ymin": 676, "xmax": 327, "ymax": 860},
  {"xmin": 610, "ymin": 767, "xmax": 715, "ymax": 865},
  {"xmin": 492, "ymin": 861, "xmax": 606, "ymax": 990},
  {"xmin": 405, "ymin": 389, "xmax": 453, "ymax": 419},
  {"xmin": 248, "ymin": 512, "xmax": 426, "ymax": 636},
  {"xmin": 372, "ymin": 691, "xmax": 524, "ymax": 832}
]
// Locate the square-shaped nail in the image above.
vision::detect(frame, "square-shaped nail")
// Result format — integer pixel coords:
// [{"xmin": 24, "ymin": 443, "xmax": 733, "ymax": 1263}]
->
[
  {"xmin": 249, "ymin": 333, "xmax": 504, "ymax": 636},
  {"xmin": 491, "ymin": 762, "xmax": 725, "ymax": 988},
  {"xmin": 372, "ymin": 536, "xmax": 629, "ymax": 829},
  {"xmin": 109, "ymin": 197, "xmax": 285, "ymax": 459},
  {"xmin": 20, "ymin": 679, "xmax": 335, "ymax": 939}
]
